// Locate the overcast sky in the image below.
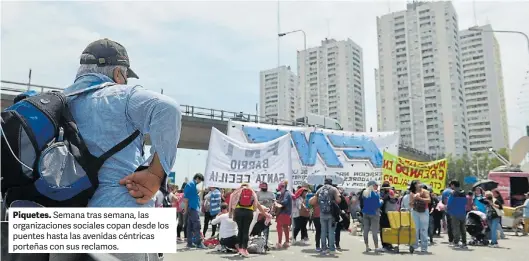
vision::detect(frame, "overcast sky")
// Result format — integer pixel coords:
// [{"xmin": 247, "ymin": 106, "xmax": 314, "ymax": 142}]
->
[{"xmin": 2, "ymin": 0, "xmax": 528, "ymax": 185}]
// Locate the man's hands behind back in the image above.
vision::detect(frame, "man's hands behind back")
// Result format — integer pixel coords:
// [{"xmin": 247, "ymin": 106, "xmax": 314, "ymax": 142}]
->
[{"xmin": 119, "ymin": 167, "xmax": 163, "ymax": 204}]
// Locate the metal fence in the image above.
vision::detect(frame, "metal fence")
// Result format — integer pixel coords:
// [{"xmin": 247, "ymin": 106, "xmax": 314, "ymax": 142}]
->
[
  {"xmin": 1, "ymin": 80, "xmax": 64, "ymax": 93},
  {"xmin": 179, "ymin": 104, "xmax": 299, "ymax": 126},
  {"xmin": 0, "ymin": 80, "xmax": 299, "ymax": 126},
  {"xmin": 1, "ymin": 80, "xmax": 435, "ymax": 160}
]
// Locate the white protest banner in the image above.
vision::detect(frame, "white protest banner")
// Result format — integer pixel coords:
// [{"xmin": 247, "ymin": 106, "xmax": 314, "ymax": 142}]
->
[
  {"xmin": 227, "ymin": 121, "xmax": 399, "ymax": 191},
  {"xmin": 205, "ymin": 127, "xmax": 291, "ymax": 189}
]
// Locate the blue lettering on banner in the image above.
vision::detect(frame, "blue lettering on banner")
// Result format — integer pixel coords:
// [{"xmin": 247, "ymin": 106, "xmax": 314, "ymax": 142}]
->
[
  {"xmin": 291, "ymin": 131, "xmax": 342, "ymax": 167},
  {"xmin": 242, "ymin": 127, "xmax": 382, "ymax": 168},
  {"xmin": 327, "ymin": 135, "xmax": 383, "ymax": 168}
]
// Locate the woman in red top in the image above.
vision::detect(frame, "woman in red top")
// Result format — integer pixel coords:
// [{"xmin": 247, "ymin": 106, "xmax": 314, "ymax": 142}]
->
[
  {"xmin": 173, "ymin": 189, "xmax": 186, "ymax": 241},
  {"xmin": 309, "ymin": 185, "xmax": 323, "ymax": 252},
  {"xmin": 229, "ymin": 184, "xmax": 267, "ymax": 257}
]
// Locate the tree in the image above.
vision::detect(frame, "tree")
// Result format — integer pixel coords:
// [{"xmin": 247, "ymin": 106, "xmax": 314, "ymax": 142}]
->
[
  {"xmin": 447, "ymin": 148, "xmax": 511, "ymax": 184},
  {"xmin": 453, "ymin": 153, "xmax": 472, "ymax": 185},
  {"xmin": 445, "ymin": 154, "xmax": 471, "ymax": 188},
  {"xmin": 471, "ymin": 152, "xmax": 491, "ymax": 179},
  {"xmin": 435, "ymin": 149, "xmax": 511, "ymax": 190},
  {"xmin": 488, "ymin": 148, "xmax": 510, "ymax": 170}
]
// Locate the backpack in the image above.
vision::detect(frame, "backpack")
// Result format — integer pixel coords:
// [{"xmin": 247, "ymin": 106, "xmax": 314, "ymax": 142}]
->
[
  {"xmin": 486, "ymin": 204, "xmax": 499, "ymax": 219},
  {"xmin": 162, "ymin": 194, "xmax": 172, "ymax": 208},
  {"xmin": 359, "ymin": 189, "xmax": 365, "ymax": 210},
  {"xmin": 0, "ymin": 83, "xmax": 140, "ymax": 208},
  {"xmin": 238, "ymin": 188, "xmax": 254, "ymax": 207},
  {"xmin": 203, "ymin": 237, "xmax": 220, "ymax": 248},
  {"xmin": 317, "ymin": 185, "xmax": 333, "ymax": 214},
  {"xmin": 247, "ymin": 236, "xmax": 267, "ymax": 254}
]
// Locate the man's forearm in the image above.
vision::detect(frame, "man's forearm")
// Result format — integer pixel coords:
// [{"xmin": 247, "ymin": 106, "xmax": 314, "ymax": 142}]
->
[{"xmin": 148, "ymin": 153, "xmax": 165, "ymax": 179}]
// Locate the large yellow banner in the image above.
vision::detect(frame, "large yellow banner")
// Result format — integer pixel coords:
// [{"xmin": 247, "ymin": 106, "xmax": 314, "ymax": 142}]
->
[{"xmin": 382, "ymin": 151, "xmax": 447, "ymax": 194}]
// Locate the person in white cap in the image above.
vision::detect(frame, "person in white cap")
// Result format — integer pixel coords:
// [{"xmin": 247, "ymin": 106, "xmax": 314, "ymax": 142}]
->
[{"xmin": 361, "ymin": 180, "xmax": 383, "ymax": 253}]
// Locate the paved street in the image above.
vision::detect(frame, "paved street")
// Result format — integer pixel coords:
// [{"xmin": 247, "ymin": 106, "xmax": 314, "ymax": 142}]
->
[{"xmin": 164, "ymin": 225, "xmax": 528, "ymax": 261}]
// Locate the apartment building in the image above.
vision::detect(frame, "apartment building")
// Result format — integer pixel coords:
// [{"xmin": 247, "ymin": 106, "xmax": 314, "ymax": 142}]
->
[
  {"xmin": 460, "ymin": 24, "xmax": 509, "ymax": 152},
  {"xmin": 297, "ymin": 38, "xmax": 365, "ymax": 131},
  {"xmin": 376, "ymin": 1, "xmax": 468, "ymax": 157},
  {"xmin": 259, "ymin": 66, "xmax": 298, "ymax": 123}
]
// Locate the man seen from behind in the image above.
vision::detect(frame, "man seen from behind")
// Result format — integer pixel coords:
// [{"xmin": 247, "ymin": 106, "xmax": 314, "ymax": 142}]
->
[
  {"xmin": 446, "ymin": 180, "xmax": 467, "ymax": 249},
  {"xmin": 442, "ymin": 180, "xmax": 455, "ymax": 245},
  {"xmin": 312, "ymin": 178, "xmax": 341, "ymax": 255},
  {"xmin": 58, "ymin": 38, "xmax": 181, "ymax": 261},
  {"xmin": 183, "ymin": 173, "xmax": 205, "ymax": 248}
]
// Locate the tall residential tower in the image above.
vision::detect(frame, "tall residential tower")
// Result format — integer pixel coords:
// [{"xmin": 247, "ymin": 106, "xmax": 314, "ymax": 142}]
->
[
  {"xmin": 376, "ymin": 1, "xmax": 468, "ymax": 157},
  {"xmin": 259, "ymin": 66, "xmax": 298, "ymax": 123},
  {"xmin": 297, "ymin": 38, "xmax": 365, "ymax": 131},
  {"xmin": 460, "ymin": 24, "xmax": 509, "ymax": 152}
]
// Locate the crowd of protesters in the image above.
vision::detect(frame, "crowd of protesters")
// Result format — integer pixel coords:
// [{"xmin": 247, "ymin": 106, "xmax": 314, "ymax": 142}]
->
[{"xmin": 158, "ymin": 175, "xmax": 529, "ymax": 257}]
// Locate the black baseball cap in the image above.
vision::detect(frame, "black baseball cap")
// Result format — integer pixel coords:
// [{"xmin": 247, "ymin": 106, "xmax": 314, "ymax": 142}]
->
[{"xmin": 80, "ymin": 38, "xmax": 139, "ymax": 79}]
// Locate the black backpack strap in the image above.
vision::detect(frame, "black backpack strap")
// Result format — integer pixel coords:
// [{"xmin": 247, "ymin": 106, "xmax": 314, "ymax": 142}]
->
[
  {"xmin": 98, "ymin": 130, "xmax": 141, "ymax": 162},
  {"xmin": 141, "ymin": 139, "xmax": 146, "ymax": 157}
]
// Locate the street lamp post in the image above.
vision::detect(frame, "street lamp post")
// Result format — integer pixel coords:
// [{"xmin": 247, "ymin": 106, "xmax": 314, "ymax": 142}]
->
[
  {"xmin": 278, "ymin": 29, "xmax": 308, "ymax": 126},
  {"xmin": 469, "ymin": 27, "xmax": 529, "ymax": 58}
]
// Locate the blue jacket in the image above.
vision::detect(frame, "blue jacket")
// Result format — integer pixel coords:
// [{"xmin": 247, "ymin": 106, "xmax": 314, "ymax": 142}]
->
[
  {"xmin": 279, "ymin": 191, "xmax": 292, "ymax": 215},
  {"xmin": 362, "ymin": 191, "xmax": 382, "ymax": 216},
  {"xmin": 64, "ymin": 73, "xmax": 181, "ymax": 207},
  {"xmin": 447, "ymin": 188, "xmax": 466, "ymax": 220}
]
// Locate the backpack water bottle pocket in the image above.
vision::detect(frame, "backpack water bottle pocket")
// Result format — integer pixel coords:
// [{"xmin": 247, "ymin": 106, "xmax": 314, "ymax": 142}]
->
[
  {"xmin": 1, "ymin": 110, "xmax": 39, "ymax": 190},
  {"xmin": 35, "ymin": 141, "xmax": 92, "ymax": 201}
]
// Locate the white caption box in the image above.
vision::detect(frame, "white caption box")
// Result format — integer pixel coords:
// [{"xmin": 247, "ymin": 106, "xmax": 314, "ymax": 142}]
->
[{"xmin": 9, "ymin": 208, "xmax": 177, "ymax": 254}]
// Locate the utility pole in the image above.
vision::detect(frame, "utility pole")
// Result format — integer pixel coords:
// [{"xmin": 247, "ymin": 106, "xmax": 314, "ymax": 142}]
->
[
  {"xmin": 27, "ymin": 69, "xmax": 32, "ymax": 91},
  {"xmin": 277, "ymin": 0, "xmax": 280, "ymax": 68}
]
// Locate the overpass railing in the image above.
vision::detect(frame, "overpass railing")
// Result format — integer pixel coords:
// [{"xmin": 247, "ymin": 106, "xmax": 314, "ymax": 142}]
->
[
  {"xmin": 1, "ymin": 80, "xmax": 64, "ymax": 93},
  {"xmin": 0, "ymin": 80, "xmax": 299, "ymax": 126},
  {"xmin": 1, "ymin": 80, "xmax": 435, "ymax": 159},
  {"xmin": 179, "ymin": 104, "xmax": 299, "ymax": 126}
]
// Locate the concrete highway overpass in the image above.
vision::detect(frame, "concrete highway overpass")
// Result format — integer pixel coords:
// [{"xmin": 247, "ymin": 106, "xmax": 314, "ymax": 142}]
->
[{"xmin": 1, "ymin": 80, "xmax": 434, "ymax": 161}]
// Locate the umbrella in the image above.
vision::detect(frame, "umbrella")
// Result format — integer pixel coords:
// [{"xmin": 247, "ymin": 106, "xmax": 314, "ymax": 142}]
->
[
  {"xmin": 305, "ymin": 171, "xmax": 344, "ymax": 185},
  {"xmin": 472, "ymin": 179, "xmax": 499, "ymax": 191}
]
